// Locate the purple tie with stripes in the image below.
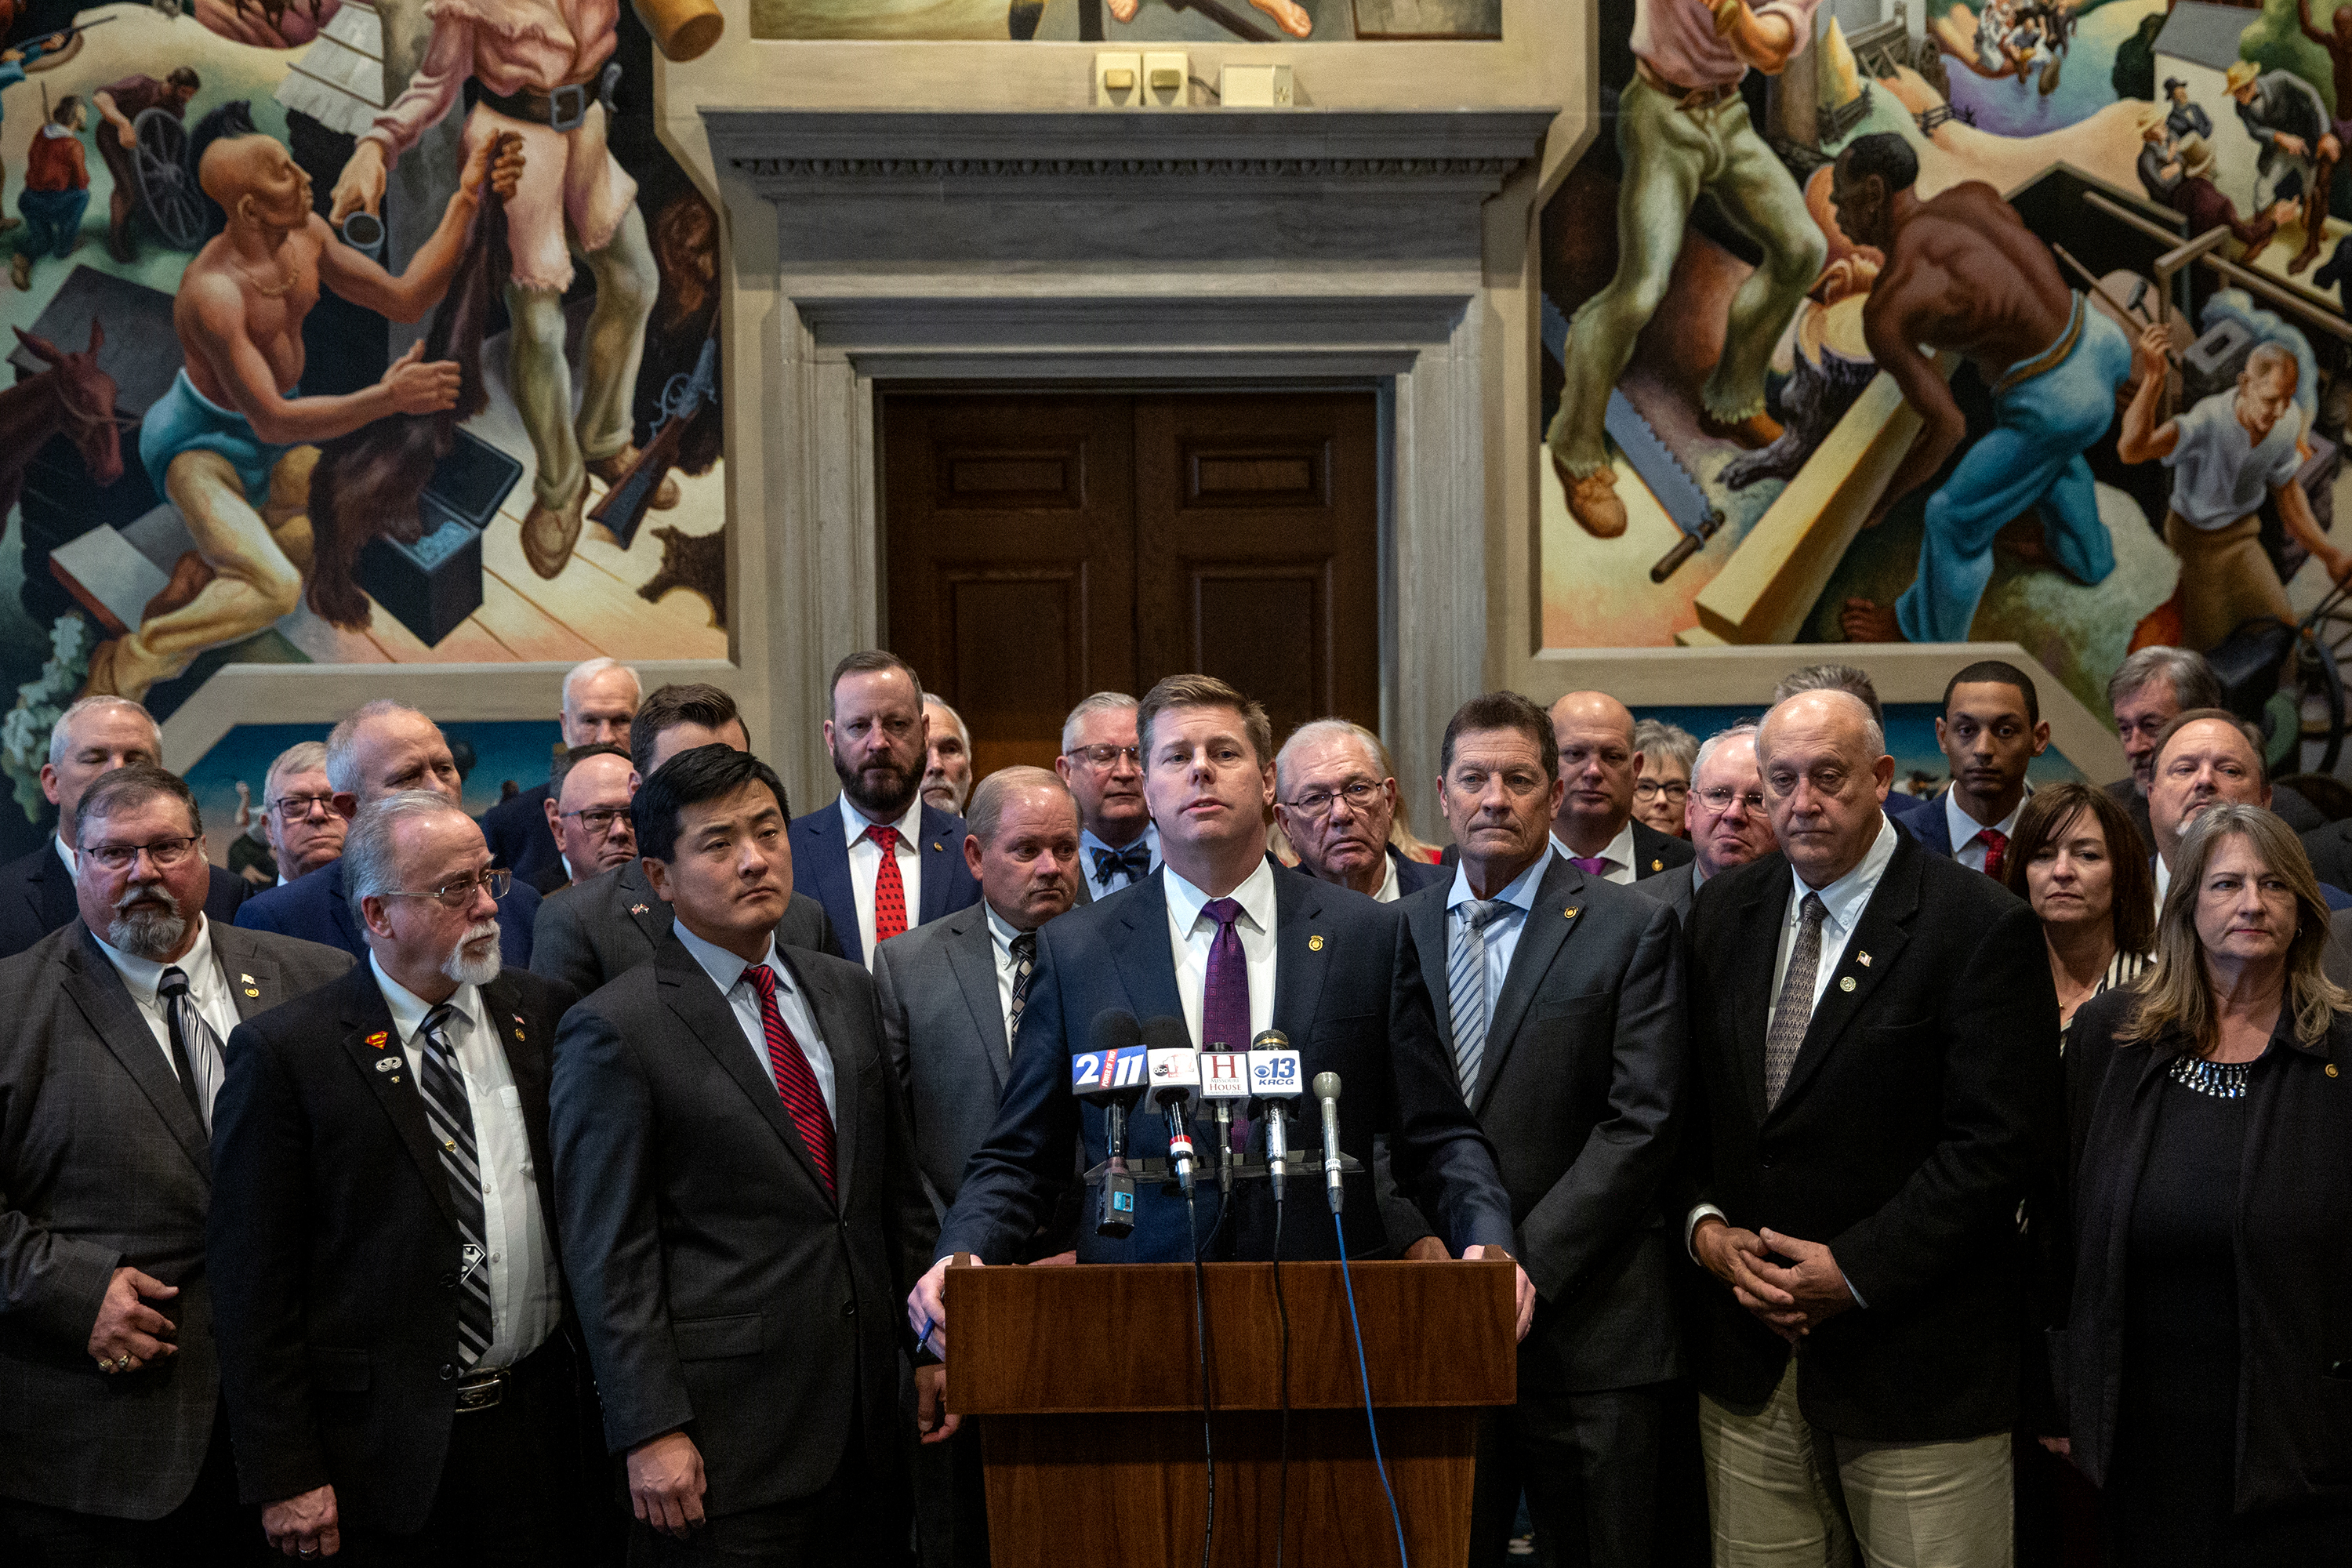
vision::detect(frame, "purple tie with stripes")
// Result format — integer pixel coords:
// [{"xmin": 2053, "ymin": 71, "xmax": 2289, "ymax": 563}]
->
[{"xmin": 1201, "ymin": 897, "xmax": 1250, "ymax": 1153}]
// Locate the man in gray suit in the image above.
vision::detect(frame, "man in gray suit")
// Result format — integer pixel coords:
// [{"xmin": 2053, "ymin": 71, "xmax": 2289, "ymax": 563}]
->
[
  {"xmin": 532, "ymin": 682, "xmax": 833, "ymax": 995},
  {"xmin": 1403, "ymin": 692, "xmax": 1688, "ymax": 1568},
  {"xmin": 873, "ymin": 765, "xmax": 1082, "ymax": 1567},
  {"xmin": 0, "ymin": 764, "xmax": 350, "ymax": 1559},
  {"xmin": 1648, "ymin": 721, "xmax": 1777, "ymax": 924}
]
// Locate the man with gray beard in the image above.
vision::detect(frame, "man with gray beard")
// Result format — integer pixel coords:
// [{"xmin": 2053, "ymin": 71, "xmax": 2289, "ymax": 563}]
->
[
  {"xmin": 209, "ymin": 792, "xmax": 594, "ymax": 1563},
  {"xmin": 0, "ymin": 764, "xmax": 350, "ymax": 1559}
]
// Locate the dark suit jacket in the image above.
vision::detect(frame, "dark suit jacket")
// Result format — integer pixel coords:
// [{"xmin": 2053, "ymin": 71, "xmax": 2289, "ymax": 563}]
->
[
  {"xmin": 0, "ymin": 838, "xmax": 254, "ymax": 960},
  {"xmin": 481, "ymin": 782, "xmax": 561, "ymax": 888},
  {"xmin": 529, "ymin": 857, "xmax": 834, "ymax": 997},
  {"xmin": 2055, "ymin": 994, "xmax": 2352, "ymax": 1515},
  {"xmin": 1642, "ymin": 862, "xmax": 1704, "ymax": 925},
  {"xmin": 2101, "ymin": 777, "xmax": 2156, "ymax": 860},
  {"xmin": 235, "ymin": 856, "xmax": 542, "ymax": 970},
  {"xmin": 0, "ymin": 922, "xmax": 351, "ymax": 1519},
  {"xmin": 1682, "ymin": 826, "xmax": 2061, "ymax": 1441},
  {"xmin": 1404, "ymin": 857, "xmax": 1686, "ymax": 1394},
  {"xmin": 935, "ymin": 864, "xmax": 1515, "ymax": 1266},
  {"xmin": 550, "ymin": 932, "xmax": 935, "ymax": 1518},
  {"xmin": 1627, "ymin": 820, "xmax": 1695, "ymax": 881},
  {"xmin": 786, "ymin": 797, "xmax": 981, "ymax": 966},
  {"xmin": 209, "ymin": 964, "xmax": 580, "ymax": 1532},
  {"xmin": 1390, "ymin": 846, "xmax": 1446, "ymax": 897}
]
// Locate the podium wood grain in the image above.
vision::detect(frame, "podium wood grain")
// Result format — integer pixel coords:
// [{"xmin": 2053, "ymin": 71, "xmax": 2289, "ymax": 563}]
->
[{"xmin": 946, "ymin": 1259, "xmax": 1515, "ymax": 1566}]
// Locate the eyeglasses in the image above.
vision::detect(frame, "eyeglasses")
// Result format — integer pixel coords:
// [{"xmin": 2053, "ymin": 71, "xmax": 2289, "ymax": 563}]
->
[
  {"xmin": 81, "ymin": 835, "xmax": 201, "ymax": 872},
  {"xmin": 381, "ymin": 868, "xmax": 512, "ymax": 909},
  {"xmin": 1633, "ymin": 780, "xmax": 1690, "ymax": 802},
  {"xmin": 1284, "ymin": 780, "xmax": 1383, "ymax": 817},
  {"xmin": 1694, "ymin": 787, "xmax": 1767, "ymax": 816},
  {"xmin": 561, "ymin": 807, "xmax": 633, "ymax": 838},
  {"xmin": 269, "ymin": 792, "xmax": 336, "ymax": 821},
  {"xmin": 1065, "ymin": 744, "xmax": 1141, "ymax": 769}
]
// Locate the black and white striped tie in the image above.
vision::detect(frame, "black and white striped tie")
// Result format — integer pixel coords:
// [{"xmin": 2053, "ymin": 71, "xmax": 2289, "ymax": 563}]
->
[
  {"xmin": 156, "ymin": 966, "xmax": 223, "ymax": 1131},
  {"xmin": 417, "ymin": 1004, "xmax": 495, "ymax": 1367}
]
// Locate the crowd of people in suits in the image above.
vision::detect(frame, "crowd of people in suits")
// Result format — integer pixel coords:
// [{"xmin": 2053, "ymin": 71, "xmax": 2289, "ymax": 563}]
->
[{"xmin": 0, "ymin": 641, "xmax": 2346, "ymax": 1568}]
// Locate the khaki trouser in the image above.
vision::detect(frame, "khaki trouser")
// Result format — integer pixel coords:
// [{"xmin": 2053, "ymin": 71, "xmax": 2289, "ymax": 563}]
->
[
  {"xmin": 1698, "ymin": 1359, "xmax": 2013, "ymax": 1568},
  {"xmin": 2164, "ymin": 508, "xmax": 2296, "ymax": 654}
]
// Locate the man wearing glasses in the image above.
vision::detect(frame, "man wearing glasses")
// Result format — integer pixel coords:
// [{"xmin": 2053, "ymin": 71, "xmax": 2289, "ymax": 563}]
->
[
  {"xmin": 1272, "ymin": 717, "xmax": 1444, "ymax": 902},
  {"xmin": 1648, "ymin": 721, "xmax": 1778, "ymax": 924},
  {"xmin": 238, "ymin": 700, "xmax": 545, "ymax": 967},
  {"xmin": 0, "ymin": 764, "xmax": 350, "ymax": 1558},
  {"xmin": 1053, "ymin": 691, "xmax": 1158, "ymax": 906},
  {"xmin": 260, "ymin": 741, "xmax": 347, "ymax": 886},
  {"xmin": 535, "ymin": 742, "xmax": 638, "ymax": 897},
  {"xmin": 211, "ymin": 792, "xmax": 592, "ymax": 1563}
]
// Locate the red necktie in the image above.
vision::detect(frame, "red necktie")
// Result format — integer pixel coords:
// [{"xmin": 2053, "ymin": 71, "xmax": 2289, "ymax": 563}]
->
[
  {"xmin": 866, "ymin": 823, "xmax": 908, "ymax": 944},
  {"xmin": 746, "ymin": 963, "xmax": 837, "ymax": 1199},
  {"xmin": 1979, "ymin": 827, "xmax": 2008, "ymax": 883}
]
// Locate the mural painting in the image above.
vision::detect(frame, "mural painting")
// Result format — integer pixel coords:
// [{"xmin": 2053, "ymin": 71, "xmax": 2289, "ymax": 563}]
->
[
  {"xmin": 1541, "ymin": 0, "xmax": 2352, "ymax": 733},
  {"xmin": 746, "ymin": 0, "xmax": 1497, "ymax": 44},
  {"xmin": 0, "ymin": 0, "xmax": 729, "ymax": 859}
]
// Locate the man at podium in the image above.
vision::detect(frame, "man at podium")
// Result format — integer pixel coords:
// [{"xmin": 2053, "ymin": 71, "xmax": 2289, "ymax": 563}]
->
[{"xmin": 909, "ymin": 674, "xmax": 1532, "ymax": 1350}]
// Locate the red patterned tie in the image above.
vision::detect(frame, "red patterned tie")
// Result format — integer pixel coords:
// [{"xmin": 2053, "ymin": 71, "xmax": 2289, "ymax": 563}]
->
[
  {"xmin": 1979, "ymin": 827, "xmax": 2008, "ymax": 883},
  {"xmin": 746, "ymin": 963, "xmax": 837, "ymax": 1200},
  {"xmin": 866, "ymin": 824, "xmax": 909, "ymax": 944}
]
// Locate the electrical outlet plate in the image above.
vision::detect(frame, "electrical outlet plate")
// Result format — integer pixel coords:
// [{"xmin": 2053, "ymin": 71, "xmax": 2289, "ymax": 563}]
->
[
  {"xmin": 1218, "ymin": 63, "xmax": 1294, "ymax": 107},
  {"xmin": 1142, "ymin": 49, "xmax": 1188, "ymax": 109},
  {"xmin": 1094, "ymin": 51, "xmax": 1141, "ymax": 108}
]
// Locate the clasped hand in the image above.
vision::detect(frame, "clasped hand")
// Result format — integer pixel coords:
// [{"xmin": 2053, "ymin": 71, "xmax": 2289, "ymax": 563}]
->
[{"xmin": 1693, "ymin": 1218, "xmax": 1853, "ymax": 1342}]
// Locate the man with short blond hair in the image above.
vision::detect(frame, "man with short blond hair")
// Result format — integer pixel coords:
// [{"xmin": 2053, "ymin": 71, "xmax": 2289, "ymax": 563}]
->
[
  {"xmin": 481, "ymin": 657, "xmax": 644, "ymax": 887},
  {"xmin": 1274, "ymin": 717, "xmax": 1444, "ymax": 902}
]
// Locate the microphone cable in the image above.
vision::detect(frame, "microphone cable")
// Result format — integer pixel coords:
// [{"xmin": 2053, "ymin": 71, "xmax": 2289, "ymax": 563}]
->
[
  {"xmin": 1331, "ymin": 1210, "xmax": 1410, "ymax": 1567},
  {"xmin": 1185, "ymin": 1182, "xmax": 1217, "ymax": 1568},
  {"xmin": 1271, "ymin": 1189, "xmax": 1291, "ymax": 1568}
]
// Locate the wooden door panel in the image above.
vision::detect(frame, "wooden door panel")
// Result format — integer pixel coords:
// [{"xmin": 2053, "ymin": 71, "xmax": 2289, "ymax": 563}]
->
[{"xmin": 946, "ymin": 569, "xmax": 1087, "ymax": 780}]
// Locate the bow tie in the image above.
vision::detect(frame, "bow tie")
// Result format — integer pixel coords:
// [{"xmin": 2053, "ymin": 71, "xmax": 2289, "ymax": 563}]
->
[{"xmin": 1091, "ymin": 844, "xmax": 1152, "ymax": 887}]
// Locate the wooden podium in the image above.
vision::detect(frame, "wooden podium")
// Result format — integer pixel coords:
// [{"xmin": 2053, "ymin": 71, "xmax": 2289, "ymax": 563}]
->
[{"xmin": 945, "ymin": 1255, "xmax": 1516, "ymax": 1566}]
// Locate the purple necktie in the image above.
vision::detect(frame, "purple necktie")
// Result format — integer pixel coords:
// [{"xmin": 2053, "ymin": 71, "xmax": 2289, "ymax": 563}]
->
[
  {"xmin": 1570, "ymin": 855, "xmax": 1611, "ymax": 877},
  {"xmin": 1201, "ymin": 897, "xmax": 1250, "ymax": 1154}
]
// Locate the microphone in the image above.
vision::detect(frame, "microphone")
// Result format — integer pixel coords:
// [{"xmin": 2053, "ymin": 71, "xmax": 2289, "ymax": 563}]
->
[
  {"xmin": 1247, "ymin": 1029, "xmax": 1302, "ymax": 1204},
  {"xmin": 1197, "ymin": 1044, "xmax": 1250, "ymax": 1198},
  {"xmin": 1074, "ymin": 1011, "xmax": 1147, "ymax": 1237},
  {"xmin": 1141, "ymin": 1015, "xmax": 1201, "ymax": 1197},
  {"xmin": 1313, "ymin": 1072, "xmax": 1345, "ymax": 1215}
]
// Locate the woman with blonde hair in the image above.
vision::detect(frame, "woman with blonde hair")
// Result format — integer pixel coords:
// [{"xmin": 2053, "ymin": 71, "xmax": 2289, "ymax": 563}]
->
[{"xmin": 2053, "ymin": 804, "xmax": 2352, "ymax": 1562}]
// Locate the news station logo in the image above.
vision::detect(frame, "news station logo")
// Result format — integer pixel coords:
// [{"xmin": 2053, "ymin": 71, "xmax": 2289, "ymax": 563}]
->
[
  {"xmin": 1148, "ymin": 1048, "xmax": 1201, "ymax": 1086},
  {"xmin": 1070, "ymin": 1047, "xmax": 1147, "ymax": 1092},
  {"xmin": 1199, "ymin": 1052, "xmax": 1248, "ymax": 1098},
  {"xmin": 1249, "ymin": 1049, "xmax": 1302, "ymax": 1094}
]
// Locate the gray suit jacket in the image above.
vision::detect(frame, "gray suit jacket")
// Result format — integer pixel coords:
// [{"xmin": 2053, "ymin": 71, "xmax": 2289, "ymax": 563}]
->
[
  {"xmin": 529, "ymin": 856, "xmax": 835, "ymax": 998},
  {"xmin": 1639, "ymin": 862, "xmax": 1703, "ymax": 926},
  {"xmin": 0, "ymin": 920, "xmax": 352, "ymax": 1519}
]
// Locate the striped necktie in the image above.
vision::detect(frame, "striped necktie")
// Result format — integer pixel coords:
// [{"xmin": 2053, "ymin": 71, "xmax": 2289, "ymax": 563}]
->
[
  {"xmin": 1764, "ymin": 894, "xmax": 1828, "ymax": 1111},
  {"xmin": 417, "ymin": 1004, "xmax": 495, "ymax": 1367},
  {"xmin": 1449, "ymin": 900, "xmax": 1504, "ymax": 1102},
  {"xmin": 747, "ymin": 963, "xmax": 838, "ymax": 1199},
  {"xmin": 1006, "ymin": 931, "xmax": 1036, "ymax": 1056},
  {"xmin": 156, "ymin": 965, "xmax": 223, "ymax": 1131}
]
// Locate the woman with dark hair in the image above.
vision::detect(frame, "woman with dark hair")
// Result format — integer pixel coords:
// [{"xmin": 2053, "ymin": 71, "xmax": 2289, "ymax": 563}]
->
[
  {"xmin": 2055, "ymin": 804, "xmax": 2352, "ymax": 1562},
  {"xmin": 2002, "ymin": 782, "xmax": 2156, "ymax": 1034}
]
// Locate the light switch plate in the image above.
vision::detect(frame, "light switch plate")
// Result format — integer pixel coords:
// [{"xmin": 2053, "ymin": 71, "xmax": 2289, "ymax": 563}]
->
[
  {"xmin": 1142, "ymin": 49, "xmax": 1189, "ymax": 108},
  {"xmin": 1094, "ymin": 51, "xmax": 1142, "ymax": 107},
  {"xmin": 1218, "ymin": 63, "xmax": 1294, "ymax": 107}
]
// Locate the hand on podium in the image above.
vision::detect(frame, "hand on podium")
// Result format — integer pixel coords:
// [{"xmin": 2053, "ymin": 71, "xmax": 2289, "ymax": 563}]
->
[
  {"xmin": 916, "ymin": 1363, "xmax": 961, "ymax": 1444},
  {"xmin": 1462, "ymin": 1244, "xmax": 1535, "ymax": 1341},
  {"xmin": 908, "ymin": 1254, "xmax": 975, "ymax": 1359}
]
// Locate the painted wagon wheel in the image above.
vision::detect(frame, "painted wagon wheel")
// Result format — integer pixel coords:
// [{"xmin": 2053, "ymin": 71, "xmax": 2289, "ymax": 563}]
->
[{"xmin": 132, "ymin": 107, "xmax": 205, "ymax": 252}]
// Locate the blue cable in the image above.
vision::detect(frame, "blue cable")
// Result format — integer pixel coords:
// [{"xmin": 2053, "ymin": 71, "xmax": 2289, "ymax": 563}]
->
[{"xmin": 1330, "ymin": 1210, "xmax": 1410, "ymax": 1567}]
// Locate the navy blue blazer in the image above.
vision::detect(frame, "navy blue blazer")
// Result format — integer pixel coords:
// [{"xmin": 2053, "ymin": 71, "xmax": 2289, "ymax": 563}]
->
[
  {"xmin": 787, "ymin": 797, "xmax": 981, "ymax": 966},
  {"xmin": 479, "ymin": 782, "xmax": 561, "ymax": 888},
  {"xmin": 933, "ymin": 862, "xmax": 1515, "ymax": 1266},
  {"xmin": 1392, "ymin": 846, "xmax": 1446, "ymax": 897},
  {"xmin": 234, "ymin": 855, "xmax": 542, "ymax": 969}
]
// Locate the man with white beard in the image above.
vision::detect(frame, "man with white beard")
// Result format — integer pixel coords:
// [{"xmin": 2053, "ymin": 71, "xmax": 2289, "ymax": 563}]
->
[{"xmin": 209, "ymin": 791, "xmax": 600, "ymax": 1562}]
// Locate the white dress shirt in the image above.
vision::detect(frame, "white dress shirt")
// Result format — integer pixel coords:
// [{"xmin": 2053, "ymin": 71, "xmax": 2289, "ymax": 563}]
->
[
  {"xmin": 1943, "ymin": 787, "xmax": 2027, "ymax": 874},
  {"xmin": 1080, "ymin": 824, "xmax": 1160, "ymax": 902},
  {"xmin": 1163, "ymin": 856, "xmax": 1278, "ymax": 1050},
  {"xmin": 1443, "ymin": 844, "xmax": 1555, "ymax": 1023},
  {"xmin": 673, "ymin": 921, "xmax": 838, "ymax": 1120},
  {"xmin": 92, "ymin": 914, "xmax": 238, "ymax": 1112},
  {"xmin": 53, "ymin": 833, "xmax": 75, "ymax": 875},
  {"xmin": 1556, "ymin": 818, "xmax": 1639, "ymax": 884},
  {"xmin": 984, "ymin": 902, "xmax": 1027, "ymax": 1030},
  {"xmin": 840, "ymin": 793, "xmax": 925, "ymax": 968},
  {"xmin": 372, "ymin": 956, "xmax": 561, "ymax": 1368},
  {"xmin": 2154, "ymin": 853, "xmax": 2171, "ymax": 916},
  {"xmin": 1370, "ymin": 851, "xmax": 1401, "ymax": 904}
]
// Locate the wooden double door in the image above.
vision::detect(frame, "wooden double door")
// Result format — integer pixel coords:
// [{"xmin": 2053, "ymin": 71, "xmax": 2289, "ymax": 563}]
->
[{"xmin": 880, "ymin": 390, "xmax": 1381, "ymax": 780}]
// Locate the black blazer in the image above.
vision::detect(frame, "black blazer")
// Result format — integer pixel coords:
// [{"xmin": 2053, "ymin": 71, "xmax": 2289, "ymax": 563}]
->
[
  {"xmin": 1628, "ymin": 820, "xmax": 1694, "ymax": 881},
  {"xmin": 481, "ymin": 782, "xmax": 561, "ymax": 888},
  {"xmin": 934, "ymin": 863, "xmax": 1515, "ymax": 1266},
  {"xmin": 528, "ymin": 856, "xmax": 834, "ymax": 996},
  {"xmin": 1681, "ymin": 826, "xmax": 2061, "ymax": 1441},
  {"xmin": 208, "ymin": 963, "xmax": 581, "ymax": 1533},
  {"xmin": 2054, "ymin": 993, "xmax": 2352, "ymax": 1515},
  {"xmin": 550, "ymin": 932, "xmax": 935, "ymax": 1519},
  {"xmin": 0, "ymin": 837, "xmax": 253, "ymax": 960},
  {"xmin": 1403, "ymin": 856, "xmax": 1687, "ymax": 1394}
]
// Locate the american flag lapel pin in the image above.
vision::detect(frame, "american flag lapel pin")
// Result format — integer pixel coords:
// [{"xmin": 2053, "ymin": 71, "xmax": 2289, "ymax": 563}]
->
[
  {"xmin": 1857, "ymin": 952, "xmax": 1871, "ymax": 967},
  {"xmin": 629, "ymin": 902, "xmax": 651, "ymax": 916}
]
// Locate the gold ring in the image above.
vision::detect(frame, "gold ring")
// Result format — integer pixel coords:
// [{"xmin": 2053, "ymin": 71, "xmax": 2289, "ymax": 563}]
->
[{"xmin": 115, "ymin": 1355, "xmax": 132, "ymax": 1370}]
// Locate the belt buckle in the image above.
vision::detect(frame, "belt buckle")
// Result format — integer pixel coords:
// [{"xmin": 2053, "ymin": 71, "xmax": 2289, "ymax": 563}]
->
[
  {"xmin": 547, "ymin": 82, "xmax": 587, "ymax": 132},
  {"xmin": 454, "ymin": 1370, "xmax": 506, "ymax": 1413}
]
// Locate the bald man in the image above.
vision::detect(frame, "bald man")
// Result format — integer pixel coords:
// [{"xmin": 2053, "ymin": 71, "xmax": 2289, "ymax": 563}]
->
[
  {"xmin": 85, "ymin": 131, "xmax": 523, "ymax": 703},
  {"xmin": 1548, "ymin": 692, "xmax": 1695, "ymax": 886}
]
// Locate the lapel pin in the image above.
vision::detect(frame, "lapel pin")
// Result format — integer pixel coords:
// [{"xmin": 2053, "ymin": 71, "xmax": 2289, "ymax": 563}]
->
[
  {"xmin": 239, "ymin": 973, "xmax": 255, "ymax": 983},
  {"xmin": 376, "ymin": 1056, "xmax": 398, "ymax": 1073},
  {"xmin": 2328, "ymin": 1064, "xmax": 2339, "ymax": 1078},
  {"xmin": 243, "ymin": 986, "xmax": 260, "ymax": 998},
  {"xmin": 629, "ymin": 902, "xmax": 651, "ymax": 916},
  {"xmin": 365, "ymin": 1030, "xmax": 389, "ymax": 1048},
  {"xmin": 514, "ymin": 1029, "xmax": 526, "ymax": 1042},
  {"xmin": 1857, "ymin": 952, "xmax": 1871, "ymax": 967},
  {"xmin": 1839, "ymin": 975, "xmax": 1857, "ymax": 993},
  {"xmin": 1650, "ymin": 858, "xmax": 1663, "ymax": 872},
  {"xmin": 931, "ymin": 840, "xmax": 944, "ymax": 852},
  {"xmin": 1564, "ymin": 906, "xmax": 1580, "ymax": 920},
  {"xmin": 1308, "ymin": 935, "xmax": 1324, "ymax": 951}
]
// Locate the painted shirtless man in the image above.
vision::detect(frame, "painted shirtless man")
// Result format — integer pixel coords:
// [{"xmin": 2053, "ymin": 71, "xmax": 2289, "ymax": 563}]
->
[
  {"xmin": 1831, "ymin": 132, "xmax": 2133, "ymax": 645},
  {"xmin": 83, "ymin": 132, "xmax": 523, "ymax": 702}
]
